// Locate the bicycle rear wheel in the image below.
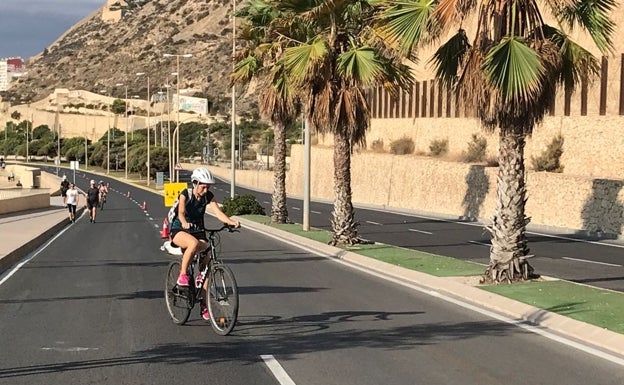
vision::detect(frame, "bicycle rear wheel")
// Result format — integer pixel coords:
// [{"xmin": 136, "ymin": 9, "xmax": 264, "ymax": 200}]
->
[
  {"xmin": 206, "ymin": 264, "xmax": 239, "ymax": 335},
  {"xmin": 164, "ymin": 261, "xmax": 193, "ymax": 325}
]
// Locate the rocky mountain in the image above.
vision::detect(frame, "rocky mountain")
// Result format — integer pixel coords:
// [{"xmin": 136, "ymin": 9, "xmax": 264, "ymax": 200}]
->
[{"xmin": 5, "ymin": 0, "xmax": 256, "ymax": 115}]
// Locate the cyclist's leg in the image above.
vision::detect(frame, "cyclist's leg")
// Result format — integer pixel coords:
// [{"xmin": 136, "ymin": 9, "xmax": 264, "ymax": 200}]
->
[{"xmin": 172, "ymin": 232, "xmax": 203, "ymax": 284}]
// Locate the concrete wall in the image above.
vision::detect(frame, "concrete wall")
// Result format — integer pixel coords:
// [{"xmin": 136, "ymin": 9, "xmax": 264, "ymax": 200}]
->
[
  {"xmin": 317, "ymin": 115, "xmax": 624, "ymax": 180},
  {"xmin": 203, "ymin": 143, "xmax": 624, "ymax": 237}
]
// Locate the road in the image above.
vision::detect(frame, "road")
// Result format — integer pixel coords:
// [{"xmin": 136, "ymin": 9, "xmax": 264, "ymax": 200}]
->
[
  {"xmin": 0, "ymin": 170, "xmax": 623, "ymax": 384},
  {"xmin": 221, "ymin": 179, "xmax": 624, "ymax": 292}
]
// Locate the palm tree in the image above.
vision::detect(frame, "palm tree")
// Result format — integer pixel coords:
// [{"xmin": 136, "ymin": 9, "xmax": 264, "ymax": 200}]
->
[
  {"xmin": 234, "ymin": 2, "xmax": 300, "ymax": 224},
  {"xmin": 238, "ymin": 0, "xmax": 413, "ymax": 245},
  {"xmin": 377, "ymin": 0, "xmax": 615, "ymax": 282}
]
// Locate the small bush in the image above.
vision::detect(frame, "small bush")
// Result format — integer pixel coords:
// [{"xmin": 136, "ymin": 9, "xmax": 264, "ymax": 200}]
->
[
  {"xmin": 370, "ymin": 139, "xmax": 385, "ymax": 153},
  {"xmin": 429, "ymin": 138, "xmax": 449, "ymax": 157},
  {"xmin": 463, "ymin": 134, "xmax": 487, "ymax": 162},
  {"xmin": 531, "ymin": 134, "xmax": 564, "ymax": 172},
  {"xmin": 221, "ymin": 194, "xmax": 266, "ymax": 216},
  {"xmin": 389, "ymin": 136, "xmax": 415, "ymax": 155}
]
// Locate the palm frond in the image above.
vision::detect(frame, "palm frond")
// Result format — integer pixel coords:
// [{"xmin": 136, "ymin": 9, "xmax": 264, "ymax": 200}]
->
[
  {"xmin": 336, "ymin": 45, "xmax": 385, "ymax": 86},
  {"xmin": 231, "ymin": 55, "xmax": 263, "ymax": 86},
  {"xmin": 376, "ymin": 0, "xmax": 437, "ymax": 56},
  {"xmin": 554, "ymin": 0, "xmax": 616, "ymax": 53},
  {"xmin": 282, "ymin": 37, "xmax": 330, "ymax": 85},
  {"xmin": 429, "ymin": 29, "xmax": 471, "ymax": 88},
  {"xmin": 481, "ymin": 36, "xmax": 543, "ymax": 103}
]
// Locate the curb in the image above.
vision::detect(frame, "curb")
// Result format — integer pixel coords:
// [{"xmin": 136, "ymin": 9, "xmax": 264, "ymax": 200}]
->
[
  {"xmin": 0, "ymin": 206, "xmax": 85, "ymax": 275},
  {"xmin": 237, "ymin": 216, "xmax": 624, "ymax": 358}
]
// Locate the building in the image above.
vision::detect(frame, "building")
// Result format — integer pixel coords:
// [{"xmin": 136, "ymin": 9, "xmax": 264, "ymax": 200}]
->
[{"xmin": 0, "ymin": 57, "xmax": 25, "ymax": 91}]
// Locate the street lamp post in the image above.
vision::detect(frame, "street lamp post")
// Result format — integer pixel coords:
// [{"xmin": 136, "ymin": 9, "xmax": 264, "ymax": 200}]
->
[
  {"xmin": 230, "ymin": 0, "xmax": 237, "ymax": 198},
  {"xmin": 163, "ymin": 53, "xmax": 192, "ymax": 183},
  {"xmin": 116, "ymin": 83, "xmax": 129, "ymax": 179},
  {"xmin": 136, "ymin": 72, "xmax": 151, "ymax": 186},
  {"xmin": 100, "ymin": 89, "xmax": 110, "ymax": 174}
]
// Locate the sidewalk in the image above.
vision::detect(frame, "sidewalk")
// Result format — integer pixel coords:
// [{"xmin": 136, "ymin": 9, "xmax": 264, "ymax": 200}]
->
[{"xmin": 0, "ymin": 196, "xmax": 82, "ymax": 274}]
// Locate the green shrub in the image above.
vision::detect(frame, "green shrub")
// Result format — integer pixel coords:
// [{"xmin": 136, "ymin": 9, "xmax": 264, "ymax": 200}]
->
[
  {"xmin": 221, "ymin": 194, "xmax": 266, "ymax": 216},
  {"xmin": 429, "ymin": 138, "xmax": 449, "ymax": 157},
  {"xmin": 463, "ymin": 134, "xmax": 487, "ymax": 162},
  {"xmin": 389, "ymin": 136, "xmax": 415, "ymax": 155},
  {"xmin": 531, "ymin": 134, "xmax": 564, "ymax": 172},
  {"xmin": 370, "ymin": 139, "xmax": 385, "ymax": 153}
]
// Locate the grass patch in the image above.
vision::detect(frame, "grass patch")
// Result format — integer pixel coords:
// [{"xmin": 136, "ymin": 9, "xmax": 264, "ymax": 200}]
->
[
  {"xmin": 482, "ymin": 280, "xmax": 624, "ymax": 333},
  {"xmin": 241, "ymin": 214, "xmax": 483, "ymax": 277}
]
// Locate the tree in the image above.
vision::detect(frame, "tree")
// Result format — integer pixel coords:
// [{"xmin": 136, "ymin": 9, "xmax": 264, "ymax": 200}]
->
[
  {"xmin": 235, "ymin": 1, "xmax": 301, "ymax": 224},
  {"xmin": 378, "ymin": 0, "xmax": 615, "ymax": 282},
  {"xmin": 10, "ymin": 111, "xmax": 21, "ymax": 120},
  {"xmin": 111, "ymin": 99, "xmax": 127, "ymax": 115},
  {"xmin": 239, "ymin": 1, "xmax": 413, "ymax": 245}
]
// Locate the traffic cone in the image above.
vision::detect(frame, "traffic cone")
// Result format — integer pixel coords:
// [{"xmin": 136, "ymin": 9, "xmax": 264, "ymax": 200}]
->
[
  {"xmin": 160, "ymin": 218, "xmax": 170, "ymax": 239},
  {"xmin": 141, "ymin": 201, "xmax": 147, "ymax": 210},
  {"xmin": 126, "ymin": 191, "xmax": 130, "ymax": 198}
]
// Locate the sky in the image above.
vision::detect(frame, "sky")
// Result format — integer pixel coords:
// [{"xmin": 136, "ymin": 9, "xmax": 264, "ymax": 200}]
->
[{"xmin": 0, "ymin": 0, "xmax": 104, "ymax": 60}]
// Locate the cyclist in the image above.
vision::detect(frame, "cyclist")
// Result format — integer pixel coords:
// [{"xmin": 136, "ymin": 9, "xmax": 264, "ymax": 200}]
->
[
  {"xmin": 98, "ymin": 180, "xmax": 108, "ymax": 206},
  {"xmin": 170, "ymin": 167, "xmax": 239, "ymax": 320}
]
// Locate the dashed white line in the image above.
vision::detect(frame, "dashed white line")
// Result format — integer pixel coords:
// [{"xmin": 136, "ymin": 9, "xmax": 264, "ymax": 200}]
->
[
  {"xmin": 408, "ymin": 228, "xmax": 433, "ymax": 235},
  {"xmin": 291, "ymin": 207, "xmax": 301, "ymax": 211},
  {"xmin": 562, "ymin": 257, "xmax": 621, "ymax": 267},
  {"xmin": 311, "ymin": 210, "xmax": 321, "ymax": 214},
  {"xmin": 261, "ymin": 355, "xmax": 296, "ymax": 385},
  {"xmin": 263, "ymin": 201, "xmax": 270, "ymax": 204},
  {"xmin": 366, "ymin": 220, "xmax": 382, "ymax": 226},
  {"xmin": 469, "ymin": 240, "xmax": 490, "ymax": 247}
]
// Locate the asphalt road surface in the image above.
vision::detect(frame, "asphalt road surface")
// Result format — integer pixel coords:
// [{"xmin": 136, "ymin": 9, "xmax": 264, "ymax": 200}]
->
[{"xmin": 0, "ymin": 170, "xmax": 623, "ymax": 384}]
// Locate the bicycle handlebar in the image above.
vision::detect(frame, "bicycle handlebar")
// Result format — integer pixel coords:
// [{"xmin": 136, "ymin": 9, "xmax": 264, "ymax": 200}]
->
[{"xmin": 203, "ymin": 223, "xmax": 240, "ymax": 233}]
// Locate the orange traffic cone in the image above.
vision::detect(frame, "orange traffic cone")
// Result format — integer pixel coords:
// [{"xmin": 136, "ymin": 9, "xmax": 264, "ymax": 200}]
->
[
  {"xmin": 141, "ymin": 201, "xmax": 147, "ymax": 210},
  {"xmin": 160, "ymin": 218, "xmax": 170, "ymax": 239}
]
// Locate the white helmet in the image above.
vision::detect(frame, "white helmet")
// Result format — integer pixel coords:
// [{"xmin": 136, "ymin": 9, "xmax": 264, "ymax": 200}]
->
[
  {"xmin": 90, "ymin": 179, "xmax": 95, "ymax": 185},
  {"xmin": 191, "ymin": 167, "xmax": 215, "ymax": 184}
]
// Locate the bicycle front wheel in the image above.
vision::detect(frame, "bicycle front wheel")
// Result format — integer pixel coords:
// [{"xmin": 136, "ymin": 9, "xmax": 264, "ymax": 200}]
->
[
  {"xmin": 164, "ymin": 261, "xmax": 192, "ymax": 325},
  {"xmin": 207, "ymin": 264, "xmax": 239, "ymax": 335}
]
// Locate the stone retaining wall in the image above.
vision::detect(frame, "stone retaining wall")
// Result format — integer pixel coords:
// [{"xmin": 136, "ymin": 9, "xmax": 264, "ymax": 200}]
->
[{"xmin": 201, "ymin": 144, "xmax": 624, "ymax": 237}]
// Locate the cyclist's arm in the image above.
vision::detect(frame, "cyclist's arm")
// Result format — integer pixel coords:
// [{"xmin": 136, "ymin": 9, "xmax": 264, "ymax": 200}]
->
[
  {"xmin": 208, "ymin": 199, "xmax": 240, "ymax": 228},
  {"xmin": 177, "ymin": 193, "xmax": 192, "ymax": 229}
]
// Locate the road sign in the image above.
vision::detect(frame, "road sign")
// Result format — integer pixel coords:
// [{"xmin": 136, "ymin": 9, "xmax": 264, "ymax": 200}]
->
[
  {"xmin": 164, "ymin": 182, "xmax": 187, "ymax": 207},
  {"xmin": 174, "ymin": 163, "xmax": 183, "ymax": 170}
]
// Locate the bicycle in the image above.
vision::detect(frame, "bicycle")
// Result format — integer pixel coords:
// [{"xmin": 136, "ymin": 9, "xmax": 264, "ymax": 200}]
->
[
  {"xmin": 99, "ymin": 193, "xmax": 107, "ymax": 210},
  {"xmin": 162, "ymin": 224, "xmax": 240, "ymax": 335}
]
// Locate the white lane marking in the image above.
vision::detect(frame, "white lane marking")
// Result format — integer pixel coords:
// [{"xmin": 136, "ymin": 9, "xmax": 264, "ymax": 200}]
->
[
  {"xmin": 366, "ymin": 221, "xmax": 382, "ymax": 226},
  {"xmin": 41, "ymin": 347, "xmax": 99, "ymax": 352},
  {"xmin": 291, "ymin": 207, "xmax": 301, "ymax": 211},
  {"xmin": 0, "ymin": 224, "xmax": 73, "ymax": 286},
  {"xmin": 246, "ymin": 226, "xmax": 624, "ymax": 367},
  {"xmin": 263, "ymin": 201, "xmax": 270, "ymax": 204},
  {"xmin": 562, "ymin": 257, "xmax": 621, "ymax": 267},
  {"xmin": 311, "ymin": 210, "xmax": 321, "ymax": 214},
  {"xmin": 408, "ymin": 228, "xmax": 433, "ymax": 235},
  {"xmin": 261, "ymin": 355, "xmax": 296, "ymax": 385},
  {"xmin": 154, "ymin": 224, "xmax": 159, "ymax": 228},
  {"xmin": 376, "ymin": 208, "xmax": 624, "ymax": 249},
  {"xmin": 469, "ymin": 240, "xmax": 490, "ymax": 247}
]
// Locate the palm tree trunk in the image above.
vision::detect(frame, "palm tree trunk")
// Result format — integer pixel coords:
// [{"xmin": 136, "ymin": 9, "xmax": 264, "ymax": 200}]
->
[
  {"xmin": 271, "ymin": 123, "xmax": 288, "ymax": 223},
  {"xmin": 330, "ymin": 129, "xmax": 359, "ymax": 245},
  {"xmin": 483, "ymin": 129, "xmax": 535, "ymax": 283}
]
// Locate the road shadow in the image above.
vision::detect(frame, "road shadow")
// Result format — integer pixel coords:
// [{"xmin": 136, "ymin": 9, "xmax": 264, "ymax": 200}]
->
[
  {"xmin": 581, "ymin": 179, "xmax": 624, "ymax": 239},
  {"xmin": 0, "ymin": 311, "xmax": 525, "ymax": 378},
  {"xmin": 461, "ymin": 165, "xmax": 489, "ymax": 222}
]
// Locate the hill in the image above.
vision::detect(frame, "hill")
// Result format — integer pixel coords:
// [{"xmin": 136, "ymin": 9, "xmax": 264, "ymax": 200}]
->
[{"xmin": 3, "ymin": 0, "xmax": 255, "ymax": 115}]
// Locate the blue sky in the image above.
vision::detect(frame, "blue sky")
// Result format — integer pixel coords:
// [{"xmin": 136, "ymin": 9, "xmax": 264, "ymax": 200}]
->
[{"xmin": 0, "ymin": 0, "xmax": 103, "ymax": 60}]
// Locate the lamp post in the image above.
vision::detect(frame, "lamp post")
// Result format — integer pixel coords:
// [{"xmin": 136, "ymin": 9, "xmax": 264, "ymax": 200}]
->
[
  {"xmin": 163, "ymin": 53, "xmax": 192, "ymax": 183},
  {"xmin": 116, "ymin": 83, "xmax": 129, "ymax": 179},
  {"xmin": 136, "ymin": 72, "xmax": 151, "ymax": 186},
  {"xmin": 100, "ymin": 89, "xmax": 110, "ymax": 174},
  {"xmin": 230, "ymin": 0, "xmax": 237, "ymax": 198}
]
